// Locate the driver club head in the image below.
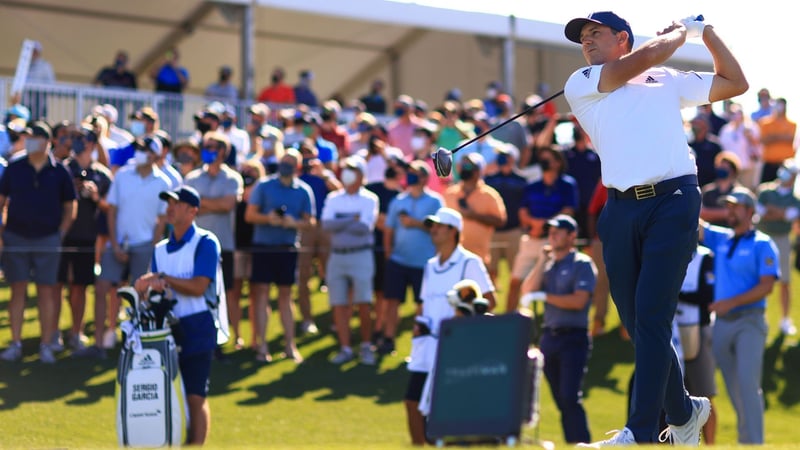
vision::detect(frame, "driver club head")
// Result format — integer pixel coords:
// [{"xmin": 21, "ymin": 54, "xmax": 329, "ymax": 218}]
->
[{"xmin": 432, "ymin": 147, "xmax": 453, "ymax": 177}]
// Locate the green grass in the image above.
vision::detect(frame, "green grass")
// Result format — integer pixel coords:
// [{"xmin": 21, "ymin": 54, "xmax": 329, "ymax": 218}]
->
[{"xmin": 1, "ymin": 259, "xmax": 800, "ymax": 448}]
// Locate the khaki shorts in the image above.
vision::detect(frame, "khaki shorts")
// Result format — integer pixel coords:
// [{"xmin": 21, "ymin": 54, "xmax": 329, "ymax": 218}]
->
[
  {"xmin": 510, "ymin": 235, "xmax": 547, "ymax": 280},
  {"xmin": 234, "ymin": 250, "xmax": 252, "ymax": 280},
  {"xmin": 489, "ymin": 228, "xmax": 523, "ymax": 275}
]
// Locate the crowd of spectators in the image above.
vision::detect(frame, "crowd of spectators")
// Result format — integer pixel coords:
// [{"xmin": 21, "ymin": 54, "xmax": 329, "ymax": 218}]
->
[{"xmin": 0, "ymin": 44, "xmax": 798, "ymax": 444}]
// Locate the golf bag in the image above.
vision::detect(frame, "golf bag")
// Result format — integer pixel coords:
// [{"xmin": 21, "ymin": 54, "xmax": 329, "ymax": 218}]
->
[
  {"xmin": 425, "ymin": 314, "xmax": 543, "ymax": 446},
  {"xmin": 115, "ymin": 288, "xmax": 186, "ymax": 447}
]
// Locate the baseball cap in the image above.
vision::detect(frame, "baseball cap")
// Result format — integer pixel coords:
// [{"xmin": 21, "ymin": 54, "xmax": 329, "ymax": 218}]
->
[
  {"xmin": 159, "ymin": 186, "xmax": 201, "ymax": 208},
  {"xmin": 7, "ymin": 104, "xmax": 31, "ymax": 121},
  {"xmin": 135, "ymin": 136, "xmax": 162, "ymax": 154},
  {"xmin": 547, "ymin": 214, "xmax": 578, "ymax": 232},
  {"xmin": 130, "ymin": 106, "xmax": 158, "ymax": 122},
  {"xmin": 101, "ymin": 104, "xmax": 118, "ymax": 123},
  {"xmin": 424, "ymin": 207, "xmax": 463, "ymax": 232},
  {"xmin": 248, "ymin": 103, "xmax": 269, "ymax": 116},
  {"xmin": 719, "ymin": 187, "xmax": 756, "ymax": 208},
  {"xmin": 30, "ymin": 121, "xmax": 52, "ymax": 140},
  {"xmin": 565, "ymin": 11, "xmax": 634, "ymax": 48},
  {"xmin": 781, "ymin": 158, "xmax": 799, "ymax": 174},
  {"xmin": 343, "ymin": 155, "xmax": 367, "ymax": 174},
  {"xmin": 7, "ymin": 118, "xmax": 31, "ymax": 135}
]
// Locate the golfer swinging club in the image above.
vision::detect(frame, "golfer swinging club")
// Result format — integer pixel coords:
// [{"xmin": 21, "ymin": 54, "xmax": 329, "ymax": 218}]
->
[{"xmin": 562, "ymin": 12, "xmax": 747, "ymax": 446}]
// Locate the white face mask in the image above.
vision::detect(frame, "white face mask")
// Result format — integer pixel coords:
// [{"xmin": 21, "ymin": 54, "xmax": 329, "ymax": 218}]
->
[
  {"xmin": 129, "ymin": 120, "xmax": 146, "ymax": 137},
  {"xmin": 133, "ymin": 150, "xmax": 150, "ymax": 166},
  {"xmin": 26, "ymin": 138, "xmax": 46, "ymax": 153},
  {"xmin": 410, "ymin": 136, "xmax": 427, "ymax": 151},
  {"xmin": 340, "ymin": 168, "xmax": 358, "ymax": 186}
]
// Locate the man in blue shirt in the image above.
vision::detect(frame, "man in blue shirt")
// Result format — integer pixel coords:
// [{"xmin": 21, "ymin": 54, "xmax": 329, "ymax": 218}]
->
[
  {"xmin": 700, "ymin": 188, "xmax": 778, "ymax": 444},
  {"xmin": 508, "ymin": 146, "xmax": 579, "ymax": 312},
  {"xmin": 245, "ymin": 148, "xmax": 315, "ymax": 363},
  {"xmin": 521, "ymin": 214, "xmax": 596, "ymax": 443},
  {"xmin": 0, "ymin": 122, "xmax": 77, "ymax": 364},
  {"xmin": 135, "ymin": 186, "xmax": 222, "ymax": 445},
  {"xmin": 378, "ymin": 161, "xmax": 443, "ymax": 355}
]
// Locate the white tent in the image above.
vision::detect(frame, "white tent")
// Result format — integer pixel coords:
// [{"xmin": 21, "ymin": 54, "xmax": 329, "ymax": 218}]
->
[{"xmin": 0, "ymin": 0, "xmax": 712, "ymax": 111}]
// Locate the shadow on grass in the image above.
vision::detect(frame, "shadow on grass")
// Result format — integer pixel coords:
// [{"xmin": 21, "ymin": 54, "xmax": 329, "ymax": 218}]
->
[
  {"xmin": 583, "ymin": 326, "xmax": 634, "ymax": 398},
  {"xmin": 0, "ymin": 337, "xmax": 117, "ymax": 410},
  {"xmin": 779, "ymin": 341, "xmax": 800, "ymax": 407}
]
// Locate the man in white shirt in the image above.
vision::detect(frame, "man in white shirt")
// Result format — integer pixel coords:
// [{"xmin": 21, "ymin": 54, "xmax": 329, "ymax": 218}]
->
[
  {"xmin": 321, "ymin": 156, "xmax": 379, "ymax": 365},
  {"xmin": 563, "ymin": 11, "xmax": 747, "ymax": 446}
]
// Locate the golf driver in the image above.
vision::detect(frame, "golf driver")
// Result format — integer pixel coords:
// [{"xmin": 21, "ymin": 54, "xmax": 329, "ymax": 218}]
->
[{"xmin": 432, "ymin": 89, "xmax": 564, "ymax": 177}]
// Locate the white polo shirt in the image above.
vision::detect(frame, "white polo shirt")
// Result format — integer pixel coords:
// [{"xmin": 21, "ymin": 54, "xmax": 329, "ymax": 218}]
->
[
  {"xmin": 565, "ymin": 65, "xmax": 714, "ymax": 191},
  {"xmin": 320, "ymin": 186, "xmax": 379, "ymax": 249},
  {"xmin": 107, "ymin": 164, "xmax": 171, "ymax": 246}
]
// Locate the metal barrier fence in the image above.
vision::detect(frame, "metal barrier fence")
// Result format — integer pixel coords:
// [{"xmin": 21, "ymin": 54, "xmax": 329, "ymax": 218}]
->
[{"xmin": 1, "ymin": 77, "xmax": 374, "ymax": 141}]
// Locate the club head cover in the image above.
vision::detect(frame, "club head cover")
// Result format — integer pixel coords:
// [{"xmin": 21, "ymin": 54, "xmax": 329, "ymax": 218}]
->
[
  {"xmin": 432, "ymin": 147, "xmax": 453, "ymax": 177},
  {"xmin": 117, "ymin": 286, "xmax": 139, "ymax": 308}
]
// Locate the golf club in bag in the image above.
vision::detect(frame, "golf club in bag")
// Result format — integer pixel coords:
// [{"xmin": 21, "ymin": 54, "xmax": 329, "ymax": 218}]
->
[
  {"xmin": 115, "ymin": 286, "xmax": 187, "ymax": 447},
  {"xmin": 432, "ymin": 89, "xmax": 565, "ymax": 177}
]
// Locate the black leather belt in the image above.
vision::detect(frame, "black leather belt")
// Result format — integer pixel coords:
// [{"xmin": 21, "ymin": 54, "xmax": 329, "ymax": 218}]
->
[
  {"xmin": 332, "ymin": 245, "xmax": 372, "ymax": 254},
  {"xmin": 608, "ymin": 174, "xmax": 698, "ymax": 200},
  {"xmin": 543, "ymin": 327, "xmax": 588, "ymax": 335}
]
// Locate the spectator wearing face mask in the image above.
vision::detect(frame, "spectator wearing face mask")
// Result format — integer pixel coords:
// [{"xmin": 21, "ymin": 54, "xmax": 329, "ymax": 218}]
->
[
  {"xmin": 185, "ymin": 132, "xmax": 244, "ymax": 348},
  {"xmin": 410, "ymin": 122, "xmax": 449, "ymax": 194},
  {"xmin": 172, "ymin": 140, "xmax": 202, "ymax": 178},
  {"xmin": 245, "ymin": 148, "xmax": 315, "ymax": 363},
  {"xmin": 58, "ymin": 125, "xmax": 113, "ymax": 352},
  {"xmin": 205, "ymin": 66, "xmax": 238, "ymax": 103},
  {"xmin": 757, "ymin": 98, "xmax": 796, "ymax": 183},
  {"xmin": 296, "ymin": 139, "xmax": 342, "ymax": 335},
  {"xmin": 321, "ymin": 156, "xmax": 379, "ymax": 364},
  {"xmin": 319, "ymin": 100, "xmax": 350, "ymax": 156},
  {"xmin": 294, "ymin": 70, "xmax": 318, "ymax": 108},
  {"xmin": 0, "ymin": 122, "xmax": 76, "ymax": 364},
  {"xmin": 257, "ymin": 67, "xmax": 296, "ymax": 105},
  {"xmin": 219, "ymin": 104, "xmax": 249, "ymax": 168},
  {"xmin": 507, "ymin": 146, "xmax": 578, "ymax": 313},
  {"xmin": 755, "ymin": 159, "xmax": 800, "ymax": 336},
  {"xmin": 94, "ymin": 50, "xmax": 137, "ymax": 90},
  {"xmin": 379, "ymin": 161, "xmax": 444, "ymax": 355},
  {"xmin": 388, "ymin": 95, "xmax": 422, "ymax": 157},
  {"xmin": 231, "ymin": 160, "xmax": 264, "ymax": 349},
  {"xmin": 453, "ymin": 111, "xmax": 516, "ymax": 178},
  {"xmin": 443, "ymin": 152, "xmax": 507, "ymax": 268},
  {"xmin": 76, "ymin": 136, "xmax": 170, "ymax": 358},
  {"xmin": 484, "ymin": 146, "xmax": 528, "ymax": 283}
]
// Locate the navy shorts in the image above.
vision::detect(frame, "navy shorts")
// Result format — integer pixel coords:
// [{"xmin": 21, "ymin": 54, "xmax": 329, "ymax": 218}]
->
[
  {"xmin": 58, "ymin": 238, "xmax": 97, "ymax": 285},
  {"xmin": 405, "ymin": 371, "xmax": 428, "ymax": 402},
  {"xmin": 251, "ymin": 245, "xmax": 298, "ymax": 286},
  {"xmin": 179, "ymin": 350, "xmax": 213, "ymax": 397},
  {"xmin": 383, "ymin": 259, "xmax": 424, "ymax": 303}
]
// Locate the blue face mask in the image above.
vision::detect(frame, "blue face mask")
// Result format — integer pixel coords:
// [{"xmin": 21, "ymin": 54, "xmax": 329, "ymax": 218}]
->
[
  {"xmin": 277, "ymin": 162, "xmax": 296, "ymax": 177},
  {"xmin": 73, "ymin": 138, "xmax": 86, "ymax": 154},
  {"xmin": 221, "ymin": 119, "xmax": 233, "ymax": 129},
  {"xmin": 406, "ymin": 172, "xmax": 420, "ymax": 186},
  {"xmin": 201, "ymin": 148, "xmax": 218, "ymax": 164},
  {"xmin": 496, "ymin": 154, "xmax": 509, "ymax": 166},
  {"xmin": 394, "ymin": 107, "xmax": 406, "ymax": 117},
  {"xmin": 715, "ymin": 168, "xmax": 730, "ymax": 180}
]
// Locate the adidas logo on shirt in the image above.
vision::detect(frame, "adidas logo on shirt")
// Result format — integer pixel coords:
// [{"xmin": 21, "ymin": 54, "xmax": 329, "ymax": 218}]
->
[
  {"xmin": 582, "ymin": 68, "xmax": 591, "ymax": 78},
  {"xmin": 645, "ymin": 76, "xmax": 658, "ymax": 84}
]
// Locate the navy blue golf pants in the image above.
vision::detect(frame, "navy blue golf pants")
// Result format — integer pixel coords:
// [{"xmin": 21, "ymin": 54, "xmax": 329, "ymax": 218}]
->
[
  {"xmin": 540, "ymin": 329, "xmax": 592, "ymax": 443},
  {"xmin": 598, "ymin": 181, "xmax": 698, "ymax": 442}
]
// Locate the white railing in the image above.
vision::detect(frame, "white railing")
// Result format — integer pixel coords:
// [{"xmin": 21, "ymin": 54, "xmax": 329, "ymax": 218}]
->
[{"xmin": 1, "ymin": 77, "xmax": 382, "ymax": 140}]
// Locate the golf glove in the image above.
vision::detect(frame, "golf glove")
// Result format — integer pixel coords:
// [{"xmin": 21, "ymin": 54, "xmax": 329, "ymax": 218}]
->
[{"xmin": 680, "ymin": 15, "xmax": 706, "ymax": 39}]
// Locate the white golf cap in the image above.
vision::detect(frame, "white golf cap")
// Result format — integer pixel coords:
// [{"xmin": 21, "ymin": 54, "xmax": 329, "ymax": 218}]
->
[
  {"xmin": 424, "ymin": 207, "xmax": 463, "ymax": 232},
  {"xmin": 343, "ymin": 155, "xmax": 367, "ymax": 174}
]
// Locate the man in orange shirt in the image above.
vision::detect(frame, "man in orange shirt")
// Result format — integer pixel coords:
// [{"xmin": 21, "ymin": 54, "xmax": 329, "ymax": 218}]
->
[
  {"xmin": 443, "ymin": 153, "xmax": 506, "ymax": 268},
  {"xmin": 257, "ymin": 67, "xmax": 296, "ymax": 105},
  {"xmin": 758, "ymin": 98, "xmax": 796, "ymax": 183}
]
